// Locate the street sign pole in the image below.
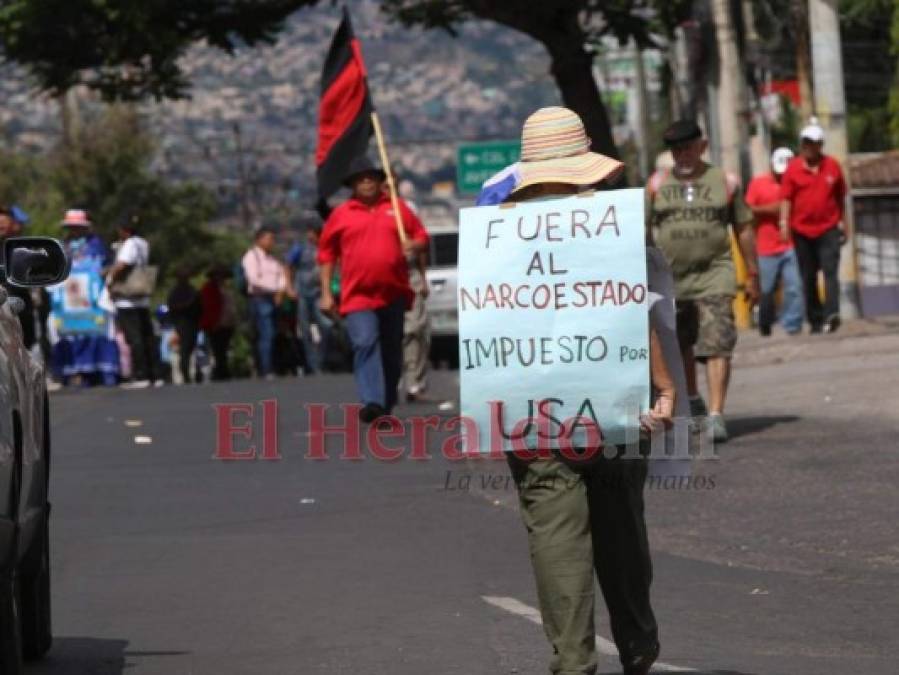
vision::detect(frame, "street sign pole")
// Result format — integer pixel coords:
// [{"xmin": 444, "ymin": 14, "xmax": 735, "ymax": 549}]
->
[{"xmin": 809, "ymin": 0, "xmax": 861, "ymax": 320}]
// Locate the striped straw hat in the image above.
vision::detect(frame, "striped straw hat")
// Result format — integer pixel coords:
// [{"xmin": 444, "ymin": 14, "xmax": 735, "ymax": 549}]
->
[{"xmin": 511, "ymin": 107, "xmax": 623, "ymax": 197}]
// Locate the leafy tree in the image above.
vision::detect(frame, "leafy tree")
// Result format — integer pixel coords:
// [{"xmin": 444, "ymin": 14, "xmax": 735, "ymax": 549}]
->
[
  {"xmin": 0, "ymin": 107, "xmax": 247, "ymax": 283},
  {"xmin": 750, "ymin": 0, "xmax": 896, "ymax": 151},
  {"xmin": 51, "ymin": 107, "xmax": 247, "ymax": 281},
  {"xmin": 890, "ymin": 0, "xmax": 899, "ymax": 145},
  {"xmin": 0, "ymin": 0, "xmax": 310, "ymax": 100},
  {"xmin": 0, "ymin": 152, "xmax": 67, "ymax": 235},
  {"xmin": 379, "ymin": 0, "xmax": 691, "ymax": 163},
  {"xmin": 836, "ymin": 0, "xmax": 896, "ymax": 151}
]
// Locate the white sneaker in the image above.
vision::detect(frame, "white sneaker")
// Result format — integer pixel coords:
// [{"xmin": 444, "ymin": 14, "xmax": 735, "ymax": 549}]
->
[
  {"xmin": 153, "ymin": 380, "xmax": 165, "ymax": 388},
  {"xmin": 708, "ymin": 413, "xmax": 729, "ymax": 443},
  {"xmin": 121, "ymin": 380, "xmax": 152, "ymax": 390}
]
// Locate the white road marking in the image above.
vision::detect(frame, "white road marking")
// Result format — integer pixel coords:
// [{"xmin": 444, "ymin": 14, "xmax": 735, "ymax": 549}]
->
[{"xmin": 482, "ymin": 596, "xmax": 694, "ymax": 673}]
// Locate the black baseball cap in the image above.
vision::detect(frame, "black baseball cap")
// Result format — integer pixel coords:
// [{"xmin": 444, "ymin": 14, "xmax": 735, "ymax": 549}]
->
[
  {"xmin": 663, "ymin": 119, "xmax": 703, "ymax": 146},
  {"xmin": 343, "ymin": 156, "xmax": 386, "ymax": 186}
]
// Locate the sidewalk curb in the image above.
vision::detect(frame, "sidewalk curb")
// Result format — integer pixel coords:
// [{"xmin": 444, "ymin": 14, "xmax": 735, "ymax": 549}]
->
[{"xmin": 733, "ymin": 317, "xmax": 899, "ymax": 368}]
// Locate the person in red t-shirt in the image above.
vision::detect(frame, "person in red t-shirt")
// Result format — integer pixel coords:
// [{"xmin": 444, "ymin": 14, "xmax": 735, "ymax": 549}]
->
[
  {"xmin": 779, "ymin": 119, "xmax": 848, "ymax": 333},
  {"xmin": 318, "ymin": 156, "xmax": 430, "ymax": 422},
  {"xmin": 200, "ymin": 266, "xmax": 236, "ymax": 381},
  {"xmin": 745, "ymin": 147, "xmax": 804, "ymax": 336}
]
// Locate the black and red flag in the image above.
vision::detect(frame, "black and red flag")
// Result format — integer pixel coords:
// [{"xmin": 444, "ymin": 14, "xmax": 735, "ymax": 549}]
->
[{"xmin": 316, "ymin": 8, "xmax": 374, "ymax": 202}]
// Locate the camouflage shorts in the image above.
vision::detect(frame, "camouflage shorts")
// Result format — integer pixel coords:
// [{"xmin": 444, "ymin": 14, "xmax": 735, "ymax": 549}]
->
[{"xmin": 676, "ymin": 295, "xmax": 737, "ymax": 360}]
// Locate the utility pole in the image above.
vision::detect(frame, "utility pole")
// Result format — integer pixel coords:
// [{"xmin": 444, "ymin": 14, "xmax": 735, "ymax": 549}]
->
[
  {"xmin": 60, "ymin": 87, "xmax": 82, "ymax": 147},
  {"xmin": 742, "ymin": 0, "xmax": 770, "ymax": 177},
  {"xmin": 710, "ymin": 0, "xmax": 748, "ymax": 180},
  {"xmin": 792, "ymin": 0, "xmax": 815, "ymax": 120},
  {"xmin": 710, "ymin": 0, "xmax": 754, "ymax": 328},
  {"xmin": 631, "ymin": 39, "xmax": 651, "ymax": 181},
  {"xmin": 809, "ymin": 0, "xmax": 848, "ymax": 163},
  {"xmin": 808, "ymin": 0, "xmax": 861, "ymax": 318},
  {"xmin": 670, "ymin": 26, "xmax": 688, "ymax": 120}
]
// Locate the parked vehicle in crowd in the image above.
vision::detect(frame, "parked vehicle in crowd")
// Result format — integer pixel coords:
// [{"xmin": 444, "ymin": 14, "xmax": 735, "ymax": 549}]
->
[{"xmin": 0, "ymin": 237, "xmax": 70, "ymax": 672}]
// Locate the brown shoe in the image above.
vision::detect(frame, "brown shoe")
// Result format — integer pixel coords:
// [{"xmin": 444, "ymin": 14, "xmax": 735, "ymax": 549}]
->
[{"xmin": 406, "ymin": 391, "xmax": 437, "ymax": 404}]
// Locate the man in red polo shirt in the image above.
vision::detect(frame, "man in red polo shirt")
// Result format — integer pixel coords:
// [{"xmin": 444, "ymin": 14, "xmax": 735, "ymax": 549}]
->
[
  {"xmin": 318, "ymin": 156, "xmax": 430, "ymax": 422},
  {"xmin": 779, "ymin": 118, "xmax": 848, "ymax": 333}
]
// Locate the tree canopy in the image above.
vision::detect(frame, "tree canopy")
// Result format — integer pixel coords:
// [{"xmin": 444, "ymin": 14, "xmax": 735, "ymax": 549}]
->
[
  {"xmin": 379, "ymin": 1, "xmax": 691, "ymax": 163},
  {"xmin": 0, "ymin": 0, "xmax": 310, "ymax": 100},
  {"xmin": 6, "ymin": 1, "xmax": 893, "ymax": 175},
  {"xmin": 0, "ymin": 0, "xmax": 689, "ymax": 162}
]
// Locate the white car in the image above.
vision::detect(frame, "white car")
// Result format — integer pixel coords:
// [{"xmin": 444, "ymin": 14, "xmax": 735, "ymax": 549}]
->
[
  {"xmin": 0, "ymin": 237, "xmax": 69, "ymax": 672},
  {"xmin": 424, "ymin": 223, "xmax": 459, "ymax": 368}
]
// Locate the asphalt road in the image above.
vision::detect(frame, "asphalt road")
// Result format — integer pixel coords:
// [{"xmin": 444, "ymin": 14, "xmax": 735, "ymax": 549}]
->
[{"xmin": 27, "ymin": 326, "xmax": 899, "ymax": 675}]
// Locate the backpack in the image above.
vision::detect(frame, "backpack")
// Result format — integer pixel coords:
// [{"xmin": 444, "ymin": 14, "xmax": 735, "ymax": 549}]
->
[{"xmin": 233, "ymin": 260, "xmax": 249, "ymax": 297}]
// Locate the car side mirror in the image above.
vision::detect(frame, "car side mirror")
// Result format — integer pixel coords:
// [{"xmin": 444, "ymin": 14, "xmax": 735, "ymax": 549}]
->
[{"xmin": 3, "ymin": 237, "xmax": 70, "ymax": 287}]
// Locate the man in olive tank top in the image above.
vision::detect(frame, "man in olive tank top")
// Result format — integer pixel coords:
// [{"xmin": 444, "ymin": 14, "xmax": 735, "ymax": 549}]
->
[{"xmin": 646, "ymin": 120, "xmax": 759, "ymax": 442}]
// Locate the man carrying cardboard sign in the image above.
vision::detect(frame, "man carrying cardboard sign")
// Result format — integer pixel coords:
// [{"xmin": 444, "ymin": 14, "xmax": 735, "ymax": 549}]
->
[{"xmin": 475, "ymin": 107, "xmax": 676, "ymax": 675}]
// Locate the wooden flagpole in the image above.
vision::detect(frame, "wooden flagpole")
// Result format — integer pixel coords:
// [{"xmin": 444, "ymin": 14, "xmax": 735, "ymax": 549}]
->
[{"xmin": 370, "ymin": 111, "xmax": 407, "ymax": 244}]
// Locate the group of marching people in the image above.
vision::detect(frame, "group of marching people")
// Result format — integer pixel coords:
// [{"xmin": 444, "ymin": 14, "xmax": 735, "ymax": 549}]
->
[
  {"xmin": 1, "ymin": 104, "xmax": 844, "ymax": 674},
  {"xmin": 0, "ymin": 207, "xmax": 238, "ymax": 390},
  {"xmin": 320, "ymin": 104, "xmax": 846, "ymax": 675},
  {"xmin": 242, "ymin": 156, "xmax": 444, "ymax": 413},
  {"xmin": 0, "ymin": 208, "xmax": 148, "ymax": 389}
]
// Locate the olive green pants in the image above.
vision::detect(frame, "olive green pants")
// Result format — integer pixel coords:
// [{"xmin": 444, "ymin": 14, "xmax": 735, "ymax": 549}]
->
[{"xmin": 507, "ymin": 454, "xmax": 658, "ymax": 674}]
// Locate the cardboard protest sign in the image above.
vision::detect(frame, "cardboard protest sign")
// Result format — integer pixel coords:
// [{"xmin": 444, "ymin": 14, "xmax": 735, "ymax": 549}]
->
[{"xmin": 458, "ymin": 189, "xmax": 649, "ymax": 452}]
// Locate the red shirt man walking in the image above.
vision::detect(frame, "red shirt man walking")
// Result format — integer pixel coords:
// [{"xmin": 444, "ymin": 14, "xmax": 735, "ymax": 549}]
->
[
  {"xmin": 745, "ymin": 147, "xmax": 805, "ymax": 336},
  {"xmin": 779, "ymin": 118, "xmax": 848, "ymax": 333},
  {"xmin": 318, "ymin": 156, "xmax": 430, "ymax": 422}
]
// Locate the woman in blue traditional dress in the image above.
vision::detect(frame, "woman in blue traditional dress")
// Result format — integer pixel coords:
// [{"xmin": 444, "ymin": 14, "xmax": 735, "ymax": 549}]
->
[{"xmin": 49, "ymin": 209, "xmax": 121, "ymax": 386}]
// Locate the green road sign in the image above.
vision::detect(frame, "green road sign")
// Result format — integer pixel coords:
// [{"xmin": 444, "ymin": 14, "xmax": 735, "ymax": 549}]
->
[{"xmin": 456, "ymin": 140, "xmax": 521, "ymax": 195}]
